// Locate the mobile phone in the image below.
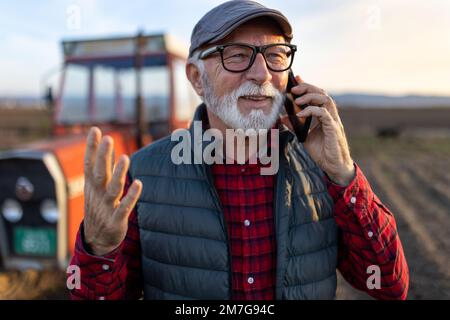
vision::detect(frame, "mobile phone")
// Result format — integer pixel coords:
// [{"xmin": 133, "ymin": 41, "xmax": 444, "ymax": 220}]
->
[{"xmin": 284, "ymin": 70, "xmax": 312, "ymax": 143}]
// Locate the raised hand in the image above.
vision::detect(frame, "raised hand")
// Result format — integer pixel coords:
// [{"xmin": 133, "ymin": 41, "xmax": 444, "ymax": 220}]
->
[{"xmin": 83, "ymin": 127, "xmax": 142, "ymax": 256}]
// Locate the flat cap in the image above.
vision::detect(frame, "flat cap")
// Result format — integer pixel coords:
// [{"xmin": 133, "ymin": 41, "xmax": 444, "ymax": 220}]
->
[{"xmin": 189, "ymin": 0, "xmax": 293, "ymax": 57}]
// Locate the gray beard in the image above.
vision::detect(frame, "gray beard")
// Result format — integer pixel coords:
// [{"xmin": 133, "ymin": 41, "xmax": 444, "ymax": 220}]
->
[{"xmin": 201, "ymin": 72, "xmax": 285, "ymax": 131}]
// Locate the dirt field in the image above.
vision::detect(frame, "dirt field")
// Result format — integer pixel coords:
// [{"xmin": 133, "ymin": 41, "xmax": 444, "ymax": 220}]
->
[
  {"xmin": 0, "ymin": 107, "xmax": 449, "ymax": 300},
  {"xmin": 336, "ymin": 134, "xmax": 450, "ymax": 300}
]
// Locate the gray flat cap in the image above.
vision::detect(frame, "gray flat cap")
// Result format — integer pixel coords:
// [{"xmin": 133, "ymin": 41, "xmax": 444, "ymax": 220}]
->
[{"xmin": 189, "ymin": 0, "xmax": 293, "ymax": 57}]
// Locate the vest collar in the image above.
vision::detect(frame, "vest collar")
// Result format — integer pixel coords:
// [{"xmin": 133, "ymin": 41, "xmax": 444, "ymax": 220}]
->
[{"xmin": 188, "ymin": 103, "xmax": 296, "ymax": 153}]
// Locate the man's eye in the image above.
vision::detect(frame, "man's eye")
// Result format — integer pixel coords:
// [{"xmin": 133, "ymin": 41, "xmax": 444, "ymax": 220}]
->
[
  {"xmin": 267, "ymin": 53, "xmax": 285, "ymax": 60},
  {"xmin": 225, "ymin": 53, "xmax": 249, "ymax": 60}
]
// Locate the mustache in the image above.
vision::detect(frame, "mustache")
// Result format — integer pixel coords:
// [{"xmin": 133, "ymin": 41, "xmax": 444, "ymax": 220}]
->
[{"xmin": 233, "ymin": 81, "xmax": 282, "ymax": 99}]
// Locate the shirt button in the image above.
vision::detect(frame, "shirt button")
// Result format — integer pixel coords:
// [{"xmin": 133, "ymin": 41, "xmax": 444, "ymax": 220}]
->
[
  {"xmin": 368, "ymin": 231, "xmax": 374, "ymax": 238},
  {"xmin": 102, "ymin": 264, "xmax": 110, "ymax": 271},
  {"xmin": 241, "ymin": 168, "xmax": 245, "ymax": 173},
  {"xmin": 350, "ymin": 196, "xmax": 356, "ymax": 204},
  {"xmin": 244, "ymin": 219, "xmax": 251, "ymax": 227},
  {"xmin": 98, "ymin": 296, "xmax": 105, "ymax": 300},
  {"xmin": 247, "ymin": 277, "xmax": 254, "ymax": 284}
]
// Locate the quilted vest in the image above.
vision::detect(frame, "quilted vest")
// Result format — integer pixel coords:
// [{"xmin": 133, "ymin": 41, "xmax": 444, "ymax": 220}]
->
[{"xmin": 129, "ymin": 104, "xmax": 338, "ymax": 299}]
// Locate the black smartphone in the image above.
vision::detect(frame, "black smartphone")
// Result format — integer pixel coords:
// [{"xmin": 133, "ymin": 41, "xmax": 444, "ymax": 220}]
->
[{"xmin": 284, "ymin": 70, "xmax": 312, "ymax": 143}]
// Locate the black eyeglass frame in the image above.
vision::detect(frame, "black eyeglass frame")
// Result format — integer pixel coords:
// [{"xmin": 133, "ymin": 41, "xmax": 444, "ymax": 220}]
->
[{"xmin": 198, "ymin": 43, "xmax": 297, "ymax": 73}]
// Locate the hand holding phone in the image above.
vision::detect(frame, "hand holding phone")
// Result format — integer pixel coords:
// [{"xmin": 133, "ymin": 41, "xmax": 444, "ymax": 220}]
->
[{"xmin": 284, "ymin": 71, "xmax": 312, "ymax": 143}]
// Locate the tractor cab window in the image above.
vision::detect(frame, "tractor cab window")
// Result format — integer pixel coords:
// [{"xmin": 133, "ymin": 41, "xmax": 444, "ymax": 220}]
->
[
  {"xmin": 94, "ymin": 66, "xmax": 115, "ymax": 122},
  {"xmin": 142, "ymin": 66, "xmax": 170, "ymax": 122},
  {"xmin": 59, "ymin": 65, "xmax": 89, "ymax": 124},
  {"xmin": 57, "ymin": 64, "xmax": 170, "ymax": 125}
]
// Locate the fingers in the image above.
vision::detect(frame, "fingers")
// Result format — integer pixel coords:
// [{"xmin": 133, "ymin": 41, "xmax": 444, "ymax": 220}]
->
[
  {"xmin": 105, "ymin": 155, "xmax": 130, "ymax": 203},
  {"xmin": 294, "ymin": 93, "xmax": 341, "ymax": 125},
  {"xmin": 84, "ymin": 127, "xmax": 101, "ymax": 177},
  {"xmin": 297, "ymin": 106, "xmax": 336, "ymax": 132},
  {"xmin": 290, "ymin": 82, "xmax": 326, "ymax": 97},
  {"xmin": 114, "ymin": 179, "xmax": 142, "ymax": 222},
  {"xmin": 93, "ymin": 135, "xmax": 114, "ymax": 187},
  {"xmin": 289, "ymin": 77, "xmax": 343, "ymax": 122},
  {"xmin": 295, "ymin": 93, "xmax": 329, "ymax": 108},
  {"xmin": 289, "ymin": 79, "xmax": 341, "ymax": 122},
  {"xmin": 295, "ymin": 75, "xmax": 304, "ymax": 84}
]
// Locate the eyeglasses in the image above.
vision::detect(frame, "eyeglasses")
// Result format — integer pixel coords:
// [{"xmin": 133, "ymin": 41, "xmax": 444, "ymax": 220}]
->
[{"xmin": 198, "ymin": 43, "xmax": 297, "ymax": 73}]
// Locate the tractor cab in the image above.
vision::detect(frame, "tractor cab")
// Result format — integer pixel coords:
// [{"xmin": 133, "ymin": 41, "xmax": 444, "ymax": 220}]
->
[{"xmin": 54, "ymin": 33, "xmax": 199, "ymax": 145}]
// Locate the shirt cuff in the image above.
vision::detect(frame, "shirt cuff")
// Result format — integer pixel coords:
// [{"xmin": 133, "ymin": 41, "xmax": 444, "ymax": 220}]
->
[
  {"xmin": 325, "ymin": 162, "xmax": 374, "ymax": 225},
  {"xmin": 71, "ymin": 223, "xmax": 121, "ymax": 300},
  {"xmin": 325, "ymin": 162, "xmax": 359, "ymax": 196}
]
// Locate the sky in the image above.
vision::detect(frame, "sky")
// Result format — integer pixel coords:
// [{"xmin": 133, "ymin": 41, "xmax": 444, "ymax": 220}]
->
[{"xmin": 0, "ymin": 0, "xmax": 450, "ymax": 97}]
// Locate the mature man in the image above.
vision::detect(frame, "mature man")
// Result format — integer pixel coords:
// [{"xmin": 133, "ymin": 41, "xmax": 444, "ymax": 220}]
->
[{"xmin": 69, "ymin": 0, "xmax": 409, "ymax": 300}]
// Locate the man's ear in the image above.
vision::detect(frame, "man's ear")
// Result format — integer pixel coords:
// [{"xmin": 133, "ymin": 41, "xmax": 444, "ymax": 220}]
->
[{"xmin": 186, "ymin": 63, "xmax": 204, "ymax": 97}]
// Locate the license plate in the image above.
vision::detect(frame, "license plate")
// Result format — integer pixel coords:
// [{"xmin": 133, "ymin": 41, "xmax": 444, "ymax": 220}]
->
[{"xmin": 13, "ymin": 227, "xmax": 56, "ymax": 256}]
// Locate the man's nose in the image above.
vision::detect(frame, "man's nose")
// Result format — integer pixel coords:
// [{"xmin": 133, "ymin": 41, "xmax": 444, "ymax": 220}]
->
[{"xmin": 245, "ymin": 53, "xmax": 272, "ymax": 84}]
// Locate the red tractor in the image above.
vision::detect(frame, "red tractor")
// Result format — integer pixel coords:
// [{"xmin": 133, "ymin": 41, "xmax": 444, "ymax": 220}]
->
[{"xmin": 0, "ymin": 33, "xmax": 199, "ymax": 270}]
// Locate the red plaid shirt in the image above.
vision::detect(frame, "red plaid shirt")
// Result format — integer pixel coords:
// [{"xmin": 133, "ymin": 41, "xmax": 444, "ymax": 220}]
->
[
  {"xmin": 69, "ymin": 162, "xmax": 409, "ymax": 300},
  {"xmin": 212, "ymin": 162, "xmax": 276, "ymax": 299}
]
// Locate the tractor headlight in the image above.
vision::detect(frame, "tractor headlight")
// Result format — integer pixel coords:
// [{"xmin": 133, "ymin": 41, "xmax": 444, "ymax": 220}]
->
[
  {"xmin": 40, "ymin": 199, "xmax": 59, "ymax": 223},
  {"xmin": 2, "ymin": 199, "xmax": 23, "ymax": 223}
]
